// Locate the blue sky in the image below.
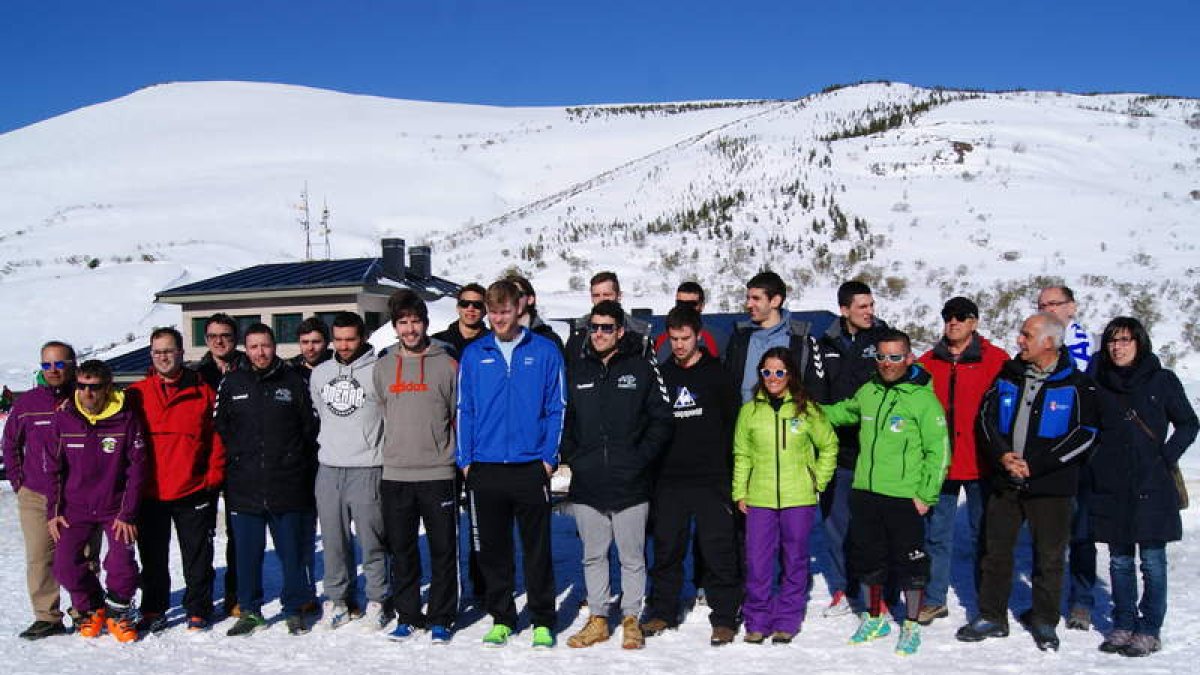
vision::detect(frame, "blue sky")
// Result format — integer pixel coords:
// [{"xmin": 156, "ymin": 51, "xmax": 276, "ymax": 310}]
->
[{"xmin": 3, "ymin": 0, "xmax": 1196, "ymax": 133}]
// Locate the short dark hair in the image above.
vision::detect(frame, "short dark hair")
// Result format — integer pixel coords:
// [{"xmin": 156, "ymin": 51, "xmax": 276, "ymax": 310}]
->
[
  {"xmin": 388, "ymin": 289, "xmax": 429, "ymax": 324},
  {"xmin": 589, "ymin": 300, "xmax": 625, "ymax": 327},
  {"xmin": 876, "ymin": 328, "xmax": 911, "ymax": 353},
  {"xmin": 1100, "ymin": 316, "xmax": 1152, "ymax": 367},
  {"xmin": 666, "ymin": 305, "xmax": 702, "ymax": 334},
  {"xmin": 747, "ymin": 270, "xmax": 787, "ymax": 301},
  {"xmin": 331, "ymin": 311, "xmax": 367, "ymax": 338},
  {"xmin": 837, "ymin": 280, "xmax": 873, "ymax": 308},
  {"xmin": 590, "ymin": 271, "xmax": 620, "ymax": 293},
  {"xmin": 296, "ymin": 316, "xmax": 329, "ymax": 341},
  {"xmin": 204, "ymin": 313, "xmax": 238, "ymax": 339},
  {"xmin": 503, "ymin": 274, "xmax": 540, "ymax": 317},
  {"xmin": 76, "ymin": 359, "xmax": 113, "ymax": 385},
  {"xmin": 40, "ymin": 340, "xmax": 77, "ymax": 361},
  {"xmin": 243, "ymin": 323, "xmax": 275, "ymax": 344},
  {"xmin": 1043, "ymin": 284, "xmax": 1076, "ymax": 302},
  {"xmin": 676, "ymin": 281, "xmax": 705, "ymax": 304},
  {"xmin": 486, "ymin": 279, "xmax": 522, "ymax": 309},
  {"xmin": 458, "ymin": 282, "xmax": 487, "ymax": 299},
  {"xmin": 149, "ymin": 327, "xmax": 184, "ymax": 350}
]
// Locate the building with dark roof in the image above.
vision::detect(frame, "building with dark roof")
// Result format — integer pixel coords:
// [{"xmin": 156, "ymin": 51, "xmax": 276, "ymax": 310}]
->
[{"xmin": 155, "ymin": 238, "xmax": 459, "ymax": 362}]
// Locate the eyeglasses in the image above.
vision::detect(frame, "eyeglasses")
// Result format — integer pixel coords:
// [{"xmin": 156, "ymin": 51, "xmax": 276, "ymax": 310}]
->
[
  {"xmin": 874, "ymin": 353, "xmax": 908, "ymax": 363},
  {"xmin": 941, "ymin": 312, "xmax": 976, "ymax": 322},
  {"xmin": 75, "ymin": 382, "xmax": 107, "ymax": 392},
  {"xmin": 1036, "ymin": 299, "xmax": 1069, "ymax": 310},
  {"xmin": 457, "ymin": 299, "xmax": 485, "ymax": 310},
  {"xmin": 759, "ymin": 369, "xmax": 788, "ymax": 379},
  {"xmin": 205, "ymin": 332, "xmax": 235, "ymax": 341},
  {"xmin": 588, "ymin": 323, "xmax": 618, "ymax": 334},
  {"xmin": 1108, "ymin": 336, "xmax": 1135, "ymax": 346},
  {"xmin": 40, "ymin": 360, "xmax": 75, "ymax": 371}
]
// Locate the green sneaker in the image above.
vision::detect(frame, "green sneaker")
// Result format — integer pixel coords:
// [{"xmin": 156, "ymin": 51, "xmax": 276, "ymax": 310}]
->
[
  {"xmin": 226, "ymin": 612, "xmax": 267, "ymax": 637},
  {"xmin": 849, "ymin": 613, "xmax": 891, "ymax": 645},
  {"xmin": 482, "ymin": 623, "xmax": 512, "ymax": 648},
  {"xmin": 532, "ymin": 625, "xmax": 555, "ymax": 649},
  {"xmin": 895, "ymin": 620, "xmax": 921, "ymax": 656}
]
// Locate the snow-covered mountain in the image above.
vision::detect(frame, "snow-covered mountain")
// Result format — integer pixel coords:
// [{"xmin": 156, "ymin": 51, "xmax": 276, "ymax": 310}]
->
[{"xmin": 1, "ymin": 80, "xmax": 1198, "ymax": 388}]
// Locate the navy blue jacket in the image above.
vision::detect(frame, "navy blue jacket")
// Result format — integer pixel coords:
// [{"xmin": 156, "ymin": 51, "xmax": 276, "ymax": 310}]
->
[
  {"xmin": 978, "ymin": 349, "xmax": 1099, "ymax": 497},
  {"xmin": 1088, "ymin": 354, "xmax": 1198, "ymax": 544},
  {"xmin": 455, "ymin": 329, "xmax": 566, "ymax": 468}
]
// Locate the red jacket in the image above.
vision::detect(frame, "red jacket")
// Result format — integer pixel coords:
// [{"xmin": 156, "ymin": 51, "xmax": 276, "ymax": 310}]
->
[
  {"xmin": 917, "ymin": 334, "xmax": 1008, "ymax": 481},
  {"xmin": 128, "ymin": 369, "xmax": 225, "ymax": 501}
]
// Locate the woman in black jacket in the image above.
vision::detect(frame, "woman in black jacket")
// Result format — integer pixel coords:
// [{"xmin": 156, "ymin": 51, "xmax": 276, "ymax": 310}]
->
[{"xmin": 1088, "ymin": 317, "xmax": 1198, "ymax": 657}]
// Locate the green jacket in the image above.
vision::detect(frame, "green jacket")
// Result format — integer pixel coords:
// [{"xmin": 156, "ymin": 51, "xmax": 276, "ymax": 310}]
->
[
  {"xmin": 732, "ymin": 392, "xmax": 838, "ymax": 508},
  {"xmin": 821, "ymin": 365, "xmax": 949, "ymax": 505}
]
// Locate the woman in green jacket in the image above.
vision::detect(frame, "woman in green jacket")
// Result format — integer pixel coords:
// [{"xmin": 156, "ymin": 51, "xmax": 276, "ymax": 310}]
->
[{"xmin": 732, "ymin": 347, "xmax": 838, "ymax": 644}]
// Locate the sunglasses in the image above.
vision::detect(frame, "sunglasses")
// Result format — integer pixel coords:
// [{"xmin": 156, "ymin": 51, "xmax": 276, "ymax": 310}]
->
[
  {"xmin": 941, "ymin": 312, "xmax": 976, "ymax": 322},
  {"xmin": 40, "ymin": 360, "xmax": 75, "ymax": 371},
  {"xmin": 75, "ymin": 382, "xmax": 107, "ymax": 392},
  {"xmin": 457, "ymin": 299, "xmax": 485, "ymax": 310},
  {"xmin": 874, "ymin": 353, "xmax": 908, "ymax": 363},
  {"xmin": 588, "ymin": 323, "xmax": 618, "ymax": 334},
  {"xmin": 759, "ymin": 369, "xmax": 788, "ymax": 379}
]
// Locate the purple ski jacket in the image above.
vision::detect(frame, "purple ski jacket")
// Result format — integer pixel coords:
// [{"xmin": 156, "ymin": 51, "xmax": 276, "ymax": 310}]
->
[
  {"xmin": 46, "ymin": 391, "xmax": 147, "ymax": 523},
  {"xmin": 2, "ymin": 385, "xmax": 71, "ymax": 496}
]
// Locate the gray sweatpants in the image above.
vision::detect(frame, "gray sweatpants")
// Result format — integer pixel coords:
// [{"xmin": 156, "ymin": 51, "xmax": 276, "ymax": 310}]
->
[
  {"xmin": 574, "ymin": 501, "xmax": 650, "ymax": 618},
  {"xmin": 315, "ymin": 465, "xmax": 389, "ymax": 604}
]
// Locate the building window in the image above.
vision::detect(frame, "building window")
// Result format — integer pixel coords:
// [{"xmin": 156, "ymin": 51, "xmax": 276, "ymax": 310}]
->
[
  {"xmin": 191, "ymin": 318, "xmax": 208, "ymax": 347},
  {"xmin": 273, "ymin": 313, "xmax": 304, "ymax": 344},
  {"xmin": 317, "ymin": 311, "xmax": 340, "ymax": 331},
  {"xmin": 234, "ymin": 315, "xmax": 261, "ymax": 340},
  {"xmin": 365, "ymin": 312, "xmax": 383, "ymax": 333}
]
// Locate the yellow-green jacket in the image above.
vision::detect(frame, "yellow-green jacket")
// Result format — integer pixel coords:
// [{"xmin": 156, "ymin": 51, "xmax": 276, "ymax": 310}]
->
[{"xmin": 732, "ymin": 392, "xmax": 838, "ymax": 508}]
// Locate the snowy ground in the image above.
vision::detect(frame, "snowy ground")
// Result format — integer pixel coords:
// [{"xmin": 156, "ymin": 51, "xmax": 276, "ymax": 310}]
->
[{"xmin": 3, "ymin": 481, "xmax": 1200, "ymax": 674}]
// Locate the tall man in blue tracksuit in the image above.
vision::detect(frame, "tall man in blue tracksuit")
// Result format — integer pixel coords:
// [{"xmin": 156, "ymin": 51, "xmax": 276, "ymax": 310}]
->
[{"xmin": 457, "ymin": 279, "xmax": 566, "ymax": 649}]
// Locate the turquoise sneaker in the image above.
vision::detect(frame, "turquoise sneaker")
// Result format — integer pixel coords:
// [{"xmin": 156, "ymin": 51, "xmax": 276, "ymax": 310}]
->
[
  {"xmin": 531, "ymin": 626, "xmax": 555, "ymax": 649},
  {"xmin": 849, "ymin": 613, "xmax": 892, "ymax": 645},
  {"xmin": 895, "ymin": 620, "xmax": 921, "ymax": 656},
  {"xmin": 482, "ymin": 623, "xmax": 512, "ymax": 648}
]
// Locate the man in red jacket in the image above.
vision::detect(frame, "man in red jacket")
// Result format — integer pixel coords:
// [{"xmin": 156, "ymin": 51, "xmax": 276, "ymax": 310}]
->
[
  {"xmin": 128, "ymin": 327, "xmax": 225, "ymax": 633},
  {"xmin": 914, "ymin": 297, "xmax": 1008, "ymax": 624}
]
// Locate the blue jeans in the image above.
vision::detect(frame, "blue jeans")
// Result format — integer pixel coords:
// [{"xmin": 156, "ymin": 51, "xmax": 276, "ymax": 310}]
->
[
  {"xmin": 231, "ymin": 509, "xmax": 314, "ymax": 617},
  {"xmin": 819, "ymin": 467, "xmax": 855, "ymax": 597},
  {"xmin": 1066, "ymin": 495, "xmax": 1097, "ymax": 612},
  {"xmin": 923, "ymin": 479, "xmax": 987, "ymax": 607},
  {"xmin": 1109, "ymin": 543, "xmax": 1167, "ymax": 638}
]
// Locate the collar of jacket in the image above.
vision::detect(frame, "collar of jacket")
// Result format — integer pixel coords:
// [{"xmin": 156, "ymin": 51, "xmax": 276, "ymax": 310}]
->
[
  {"xmin": 1002, "ymin": 346, "xmax": 1076, "ymax": 383},
  {"xmin": 73, "ymin": 388, "xmax": 126, "ymax": 424},
  {"xmin": 479, "ymin": 327, "xmax": 531, "ymax": 353}
]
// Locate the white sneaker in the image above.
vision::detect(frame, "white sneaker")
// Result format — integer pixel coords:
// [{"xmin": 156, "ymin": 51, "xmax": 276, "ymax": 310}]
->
[
  {"xmin": 360, "ymin": 601, "xmax": 390, "ymax": 632},
  {"xmin": 324, "ymin": 600, "xmax": 353, "ymax": 630},
  {"xmin": 823, "ymin": 591, "xmax": 853, "ymax": 618}
]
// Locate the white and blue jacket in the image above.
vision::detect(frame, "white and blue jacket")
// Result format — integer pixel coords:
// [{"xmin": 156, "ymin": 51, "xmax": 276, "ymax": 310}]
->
[{"xmin": 456, "ymin": 328, "xmax": 566, "ymax": 468}]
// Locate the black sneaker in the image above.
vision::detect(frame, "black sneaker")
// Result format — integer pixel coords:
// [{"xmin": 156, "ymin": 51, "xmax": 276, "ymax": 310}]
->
[
  {"xmin": 1032, "ymin": 624, "xmax": 1060, "ymax": 652},
  {"xmin": 18, "ymin": 620, "xmax": 67, "ymax": 640},
  {"xmin": 955, "ymin": 617, "xmax": 1010, "ymax": 642},
  {"xmin": 286, "ymin": 615, "xmax": 310, "ymax": 636},
  {"xmin": 138, "ymin": 613, "xmax": 170, "ymax": 634},
  {"xmin": 226, "ymin": 613, "xmax": 267, "ymax": 637}
]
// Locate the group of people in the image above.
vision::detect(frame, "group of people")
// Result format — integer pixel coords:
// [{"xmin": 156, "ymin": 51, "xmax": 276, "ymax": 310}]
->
[{"xmin": 3, "ymin": 270, "xmax": 1195, "ymax": 658}]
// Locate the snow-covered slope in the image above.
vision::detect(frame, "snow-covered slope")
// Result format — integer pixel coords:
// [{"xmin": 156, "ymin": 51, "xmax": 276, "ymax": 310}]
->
[{"xmin": 1, "ymin": 81, "xmax": 1198, "ymax": 389}]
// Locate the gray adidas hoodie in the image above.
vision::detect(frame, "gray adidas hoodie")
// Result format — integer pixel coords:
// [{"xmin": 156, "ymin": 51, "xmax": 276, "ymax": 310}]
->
[
  {"xmin": 372, "ymin": 341, "xmax": 458, "ymax": 482},
  {"xmin": 310, "ymin": 347, "xmax": 385, "ymax": 468}
]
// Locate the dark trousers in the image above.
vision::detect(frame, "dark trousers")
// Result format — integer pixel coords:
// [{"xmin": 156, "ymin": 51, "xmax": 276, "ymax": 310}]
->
[
  {"xmin": 137, "ymin": 490, "xmax": 218, "ymax": 618},
  {"xmin": 381, "ymin": 479, "xmax": 459, "ymax": 627},
  {"xmin": 230, "ymin": 509, "xmax": 313, "ymax": 617},
  {"xmin": 468, "ymin": 461, "xmax": 556, "ymax": 629},
  {"xmin": 847, "ymin": 490, "xmax": 929, "ymax": 590},
  {"xmin": 222, "ymin": 491, "xmax": 237, "ymax": 609},
  {"xmin": 1066, "ymin": 492, "xmax": 1097, "ymax": 612},
  {"xmin": 977, "ymin": 487, "xmax": 1072, "ymax": 627},
  {"xmin": 647, "ymin": 483, "xmax": 742, "ymax": 628}
]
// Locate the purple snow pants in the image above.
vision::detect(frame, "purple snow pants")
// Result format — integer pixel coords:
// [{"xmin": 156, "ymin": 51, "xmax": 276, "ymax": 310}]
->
[
  {"xmin": 53, "ymin": 519, "xmax": 139, "ymax": 612},
  {"xmin": 744, "ymin": 505, "xmax": 818, "ymax": 635}
]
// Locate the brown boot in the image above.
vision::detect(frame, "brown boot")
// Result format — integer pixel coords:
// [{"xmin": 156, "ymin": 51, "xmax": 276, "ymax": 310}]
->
[
  {"xmin": 710, "ymin": 625, "xmax": 736, "ymax": 646},
  {"xmin": 640, "ymin": 617, "xmax": 672, "ymax": 636},
  {"xmin": 621, "ymin": 616, "xmax": 645, "ymax": 650},
  {"xmin": 567, "ymin": 615, "xmax": 610, "ymax": 648}
]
